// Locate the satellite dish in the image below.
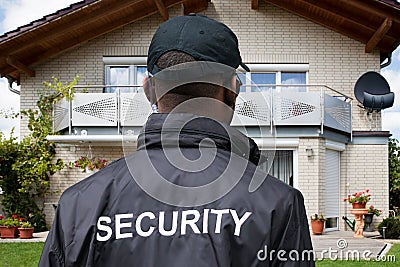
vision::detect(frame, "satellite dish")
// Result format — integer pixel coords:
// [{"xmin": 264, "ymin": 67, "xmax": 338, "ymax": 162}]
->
[{"xmin": 354, "ymin": 71, "xmax": 394, "ymax": 111}]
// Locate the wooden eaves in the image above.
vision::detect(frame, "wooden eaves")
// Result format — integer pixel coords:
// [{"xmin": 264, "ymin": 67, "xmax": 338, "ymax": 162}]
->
[
  {"xmin": 262, "ymin": 0, "xmax": 400, "ymax": 57},
  {"xmin": 0, "ymin": 0, "xmax": 209, "ymax": 83}
]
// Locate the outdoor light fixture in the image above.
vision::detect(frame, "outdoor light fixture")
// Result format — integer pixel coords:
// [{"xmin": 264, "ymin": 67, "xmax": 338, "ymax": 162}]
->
[{"xmin": 306, "ymin": 147, "xmax": 313, "ymax": 157}]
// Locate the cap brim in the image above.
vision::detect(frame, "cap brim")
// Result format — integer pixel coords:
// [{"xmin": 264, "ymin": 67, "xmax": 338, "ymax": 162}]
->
[{"xmin": 240, "ymin": 62, "xmax": 250, "ymax": 72}]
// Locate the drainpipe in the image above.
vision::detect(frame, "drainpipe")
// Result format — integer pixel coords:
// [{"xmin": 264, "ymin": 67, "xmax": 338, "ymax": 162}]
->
[
  {"xmin": 380, "ymin": 52, "xmax": 392, "ymax": 69},
  {"xmin": 7, "ymin": 77, "xmax": 20, "ymax": 95}
]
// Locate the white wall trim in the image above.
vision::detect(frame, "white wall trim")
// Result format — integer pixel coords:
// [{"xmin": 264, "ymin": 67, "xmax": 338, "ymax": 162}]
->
[
  {"xmin": 103, "ymin": 56, "xmax": 147, "ymax": 65},
  {"xmin": 326, "ymin": 140, "xmax": 346, "ymax": 151},
  {"xmin": 253, "ymin": 137, "xmax": 299, "ymax": 149},
  {"xmin": 293, "ymin": 149, "xmax": 299, "ymax": 189},
  {"xmin": 238, "ymin": 63, "xmax": 309, "ymax": 72}
]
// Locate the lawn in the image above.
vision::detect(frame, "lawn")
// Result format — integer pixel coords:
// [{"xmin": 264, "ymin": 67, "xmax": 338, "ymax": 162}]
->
[
  {"xmin": 316, "ymin": 243, "xmax": 400, "ymax": 266},
  {"xmin": 0, "ymin": 242, "xmax": 398, "ymax": 266},
  {"xmin": 0, "ymin": 242, "xmax": 44, "ymax": 267}
]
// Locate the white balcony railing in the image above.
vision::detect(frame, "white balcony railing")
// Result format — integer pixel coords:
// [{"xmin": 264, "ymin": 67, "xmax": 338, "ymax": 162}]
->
[{"xmin": 53, "ymin": 85, "xmax": 352, "ymax": 135}]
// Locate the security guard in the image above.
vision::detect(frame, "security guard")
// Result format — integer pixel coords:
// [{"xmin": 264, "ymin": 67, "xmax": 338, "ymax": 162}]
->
[{"xmin": 40, "ymin": 14, "xmax": 314, "ymax": 267}]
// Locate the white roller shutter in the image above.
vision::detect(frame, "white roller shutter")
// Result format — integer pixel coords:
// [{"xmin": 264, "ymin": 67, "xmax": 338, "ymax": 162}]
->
[{"xmin": 325, "ymin": 149, "xmax": 340, "ymax": 219}]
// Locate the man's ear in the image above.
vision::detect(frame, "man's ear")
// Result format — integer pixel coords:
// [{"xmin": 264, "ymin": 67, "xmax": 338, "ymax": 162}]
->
[
  {"xmin": 143, "ymin": 75, "xmax": 157, "ymax": 104},
  {"xmin": 224, "ymin": 75, "xmax": 238, "ymax": 109}
]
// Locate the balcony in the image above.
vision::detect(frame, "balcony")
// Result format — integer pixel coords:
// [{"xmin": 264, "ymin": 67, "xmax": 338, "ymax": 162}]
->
[{"xmin": 50, "ymin": 85, "xmax": 352, "ymax": 144}]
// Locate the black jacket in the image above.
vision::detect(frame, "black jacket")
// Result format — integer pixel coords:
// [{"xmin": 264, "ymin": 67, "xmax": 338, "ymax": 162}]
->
[{"xmin": 39, "ymin": 113, "xmax": 315, "ymax": 266}]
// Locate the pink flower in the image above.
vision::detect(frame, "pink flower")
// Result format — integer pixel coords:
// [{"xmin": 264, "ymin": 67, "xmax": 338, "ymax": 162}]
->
[{"xmin": 28, "ymin": 213, "xmax": 33, "ymax": 218}]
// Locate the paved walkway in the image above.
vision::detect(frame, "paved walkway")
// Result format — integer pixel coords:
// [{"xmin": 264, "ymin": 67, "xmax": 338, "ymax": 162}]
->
[
  {"xmin": 0, "ymin": 230, "xmax": 397, "ymax": 261},
  {"xmin": 0, "ymin": 231, "xmax": 48, "ymax": 243},
  {"xmin": 311, "ymin": 230, "xmax": 393, "ymax": 260}
]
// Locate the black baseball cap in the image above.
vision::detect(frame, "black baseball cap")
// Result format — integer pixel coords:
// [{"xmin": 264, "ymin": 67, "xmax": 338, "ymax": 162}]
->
[{"xmin": 147, "ymin": 14, "xmax": 250, "ymax": 75}]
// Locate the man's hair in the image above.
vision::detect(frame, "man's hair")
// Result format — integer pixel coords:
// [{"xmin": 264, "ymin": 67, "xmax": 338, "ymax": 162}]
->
[{"xmin": 155, "ymin": 51, "xmax": 224, "ymax": 110}]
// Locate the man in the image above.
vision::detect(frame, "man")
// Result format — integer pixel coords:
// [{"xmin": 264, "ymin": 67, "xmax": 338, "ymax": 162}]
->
[{"xmin": 40, "ymin": 14, "xmax": 314, "ymax": 266}]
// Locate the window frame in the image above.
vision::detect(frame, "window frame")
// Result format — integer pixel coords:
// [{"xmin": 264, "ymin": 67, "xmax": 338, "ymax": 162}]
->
[
  {"xmin": 238, "ymin": 64, "xmax": 309, "ymax": 93},
  {"xmin": 103, "ymin": 57, "xmax": 147, "ymax": 93}
]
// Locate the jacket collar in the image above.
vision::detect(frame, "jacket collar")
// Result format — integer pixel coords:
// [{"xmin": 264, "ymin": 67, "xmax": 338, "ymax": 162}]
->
[{"xmin": 137, "ymin": 113, "xmax": 261, "ymax": 165}]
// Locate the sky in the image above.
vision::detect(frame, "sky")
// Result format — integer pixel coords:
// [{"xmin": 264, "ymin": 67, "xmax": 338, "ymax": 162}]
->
[{"xmin": 0, "ymin": 0, "xmax": 399, "ymax": 140}]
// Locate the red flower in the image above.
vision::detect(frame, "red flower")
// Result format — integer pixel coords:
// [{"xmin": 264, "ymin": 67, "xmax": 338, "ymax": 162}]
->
[
  {"xmin": 18, "ymin": 218, "xmax": 24, "ymax": 222},
  {"xmin": 12, "ymin": 214, "xmax": 17, "ymax": 219},
  {"xmin": 0, "ymin": 215, "xmax": 4, "ymax": 220},
  {"xmin": 366, "ymin": 188, "xmax": 370, "ymax": 193}
]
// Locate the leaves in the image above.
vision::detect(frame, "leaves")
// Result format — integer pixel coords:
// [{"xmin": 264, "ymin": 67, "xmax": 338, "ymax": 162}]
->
[
  {"xmin": 0, "ymin": 76, "xmax": 77, "ymax": 230},
  {"xmin": 389, "ymin": 138, "xmax": 400, "ymax": 209}
]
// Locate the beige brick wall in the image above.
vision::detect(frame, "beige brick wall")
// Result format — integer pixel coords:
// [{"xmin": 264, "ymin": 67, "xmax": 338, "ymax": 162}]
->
[
  {"xmin": 43, "ymin": 145, "xmax": 125, "ymax": 225},
  {"xmin": 297, "ymin": 138, "xmax": 326, "ymax": 217},
  {"xmin": 17, "ymin": 0, "xmax": 386, "ymax": 226},
  {"xmin": 340, "ymin": 143, "xmax": 389, "ymax": 229},
  {"xmin": 20, "ymin": 1, "xmax": 380, "ymax": 134}
]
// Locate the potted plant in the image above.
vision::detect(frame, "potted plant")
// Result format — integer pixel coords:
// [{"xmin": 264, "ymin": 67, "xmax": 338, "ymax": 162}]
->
[
  {"xmin": 310, "ymin": 214, "xmax": 327, "ymax": 235},
  {"xmin": 73, "ymin": 156, "xmax": 108, "ymax": 173},
  {"xmin": 0, "ymin": 215, "xmax": 19, "ymax": 238},
  {"xmin": 343, "ymin": 188, "xmax": 371, "ymax": 208},
  {"xmin": 364, "ymin": 205, "xmax": 382, "ymax": 232},
  {"xmin": 18, "ymin": 221, "xmax": 34, "ymax": 239},
  {"xmin": 0, "ymin": 215, "xmax": 5, "ymax": 237}
]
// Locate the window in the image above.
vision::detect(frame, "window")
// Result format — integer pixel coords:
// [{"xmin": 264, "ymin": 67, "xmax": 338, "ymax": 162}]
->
[
  {"xmin": 238, "ymin": 64, "xmax": 308, "ymax": 93},
  {"xmin": 259, "ymin": 150, "xmax": 294, "ymax": 187},
  {"xmin": 103, "ymin": 57, "xmax": 147, "ymax": 93}
]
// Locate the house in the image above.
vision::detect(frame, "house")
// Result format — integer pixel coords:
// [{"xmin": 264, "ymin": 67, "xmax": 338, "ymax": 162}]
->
[{"xmin": 1, "ymin": 0, "xmax": 400, "ymax": 230}]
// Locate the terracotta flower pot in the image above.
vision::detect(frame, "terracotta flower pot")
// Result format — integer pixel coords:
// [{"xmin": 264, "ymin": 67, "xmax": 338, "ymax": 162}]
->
[
  {"xmin": 0, "ymin": 226, "xmax": 6, "ymax": 237},
  {"xmin": 0, "ymin": 226, "xmax": 17, "ymax": 238},
  {"xmin": 352, "ymin": 202, "xmax": 366, "ymax": 209},
  {"xmin": 18, "ymin": 228, "xmax": 34, "ymax": 239},
  {"xmin": 311, "ymin": 220, "xmax": 325, "ymax": 235}
]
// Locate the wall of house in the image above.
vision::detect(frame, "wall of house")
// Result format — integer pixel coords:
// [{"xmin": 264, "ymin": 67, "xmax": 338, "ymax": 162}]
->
[
  {"xmin": 17, "ymin": 0, "xmax": 386, "ymax": 227},
  {"xmin": 297, "ymin": 138, "xmax": 326, "ymax": 217},
  {"xmin": 43, "ymin": 146, "xmax": 125, "ymax": 225},
  {"xmin": 340, "ymin": 142, "xmax": 389, "ymax": 229}
]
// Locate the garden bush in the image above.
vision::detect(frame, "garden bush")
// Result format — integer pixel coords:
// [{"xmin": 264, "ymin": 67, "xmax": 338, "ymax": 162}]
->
[
  {"xmin": 0, "ymin": 76, "xmax": 79, "ymax": 231},
  {"xmin": 378, "ymin": 217, "xmax": 400, "ymax": 239}
]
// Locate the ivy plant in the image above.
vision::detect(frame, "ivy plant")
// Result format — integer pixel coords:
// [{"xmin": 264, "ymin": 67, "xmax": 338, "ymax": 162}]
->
[
  {"xmin": 389, "ymin": 137, "xmax": 400, "ymax": 209},
  {"xmin": 0, "ymin": 76, "xmax": 80, "ymax": 231}
]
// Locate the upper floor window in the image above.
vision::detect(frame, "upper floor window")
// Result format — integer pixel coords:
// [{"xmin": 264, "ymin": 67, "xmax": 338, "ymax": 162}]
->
[
  {"xmin": 103, "ymin": 59, "xmax": 309, "ymax": 94},
  {"xmin": 238, "ymin": 64, "xmax": 309, "ymax": 93},
  {"xmin": 103, "ymin": 57, "xmax": 147, "ymax": 93}
]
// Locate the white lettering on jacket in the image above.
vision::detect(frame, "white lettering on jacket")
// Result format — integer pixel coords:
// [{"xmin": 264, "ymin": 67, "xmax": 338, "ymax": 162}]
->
[{"xmin": 96, "ymin": 209, "xmax": 252, "ymax": 241}]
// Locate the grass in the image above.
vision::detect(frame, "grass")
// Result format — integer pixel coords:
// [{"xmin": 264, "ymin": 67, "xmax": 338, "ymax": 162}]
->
[
  {"xmin": 0, "ymin": 242, "xmax": 44, "ymax": 267},
  {"xmin": 316, "ymin": 243, "xmax": 400, "ymax": 266},
  {"xmin": 0, "ymin": 242, "xmax": 398, "ymax": 266}
]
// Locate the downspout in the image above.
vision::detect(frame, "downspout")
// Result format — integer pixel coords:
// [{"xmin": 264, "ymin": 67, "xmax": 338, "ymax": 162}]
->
[
  {"xmin": 380, "ymin": 52, "xmax": 392, "ymax": 69},
  {"xmin": 7, "ymin": 77, "xmax": 20, "ymax": 95}
]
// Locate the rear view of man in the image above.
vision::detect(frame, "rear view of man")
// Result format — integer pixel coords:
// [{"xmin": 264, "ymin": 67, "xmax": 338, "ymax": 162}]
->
[{"xmin": 40, "ymin": 14, "xmax": 314, "ymax": 266}]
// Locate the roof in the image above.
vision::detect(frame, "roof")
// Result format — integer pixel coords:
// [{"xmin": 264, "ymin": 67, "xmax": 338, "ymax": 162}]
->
[
  {"xmin": 0, "ymin": 0, "xmax": 209, "ymax": 82},
  {"xmin": 1, "ymin": 0, "xmax": 400, "ymax": 83},
  {"xmin": 264, "ymin": 0, "xmax": 400, "ymax": 60},
  {"xmin": 0, "ymin": 0, "xmax": 98, "ymax": 42}
]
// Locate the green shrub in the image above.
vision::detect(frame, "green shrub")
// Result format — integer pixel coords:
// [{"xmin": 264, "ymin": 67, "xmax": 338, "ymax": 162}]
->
[
  {"xmin": 0, "ymin": 76, "xmax": 79, "ymax": 231},
  {"xmin": 378, "ymin": 217, "xmax": 400, "ymax": 239}
]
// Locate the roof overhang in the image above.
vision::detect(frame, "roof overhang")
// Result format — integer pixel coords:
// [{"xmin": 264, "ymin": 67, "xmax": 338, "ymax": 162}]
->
[
  {"xmin": 264, "ymin": 0, "xmax": 400, "ymax": 62},
  {"xmin": 0, "ymin": 0, "xmax": 209, "ymax": 83}
]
